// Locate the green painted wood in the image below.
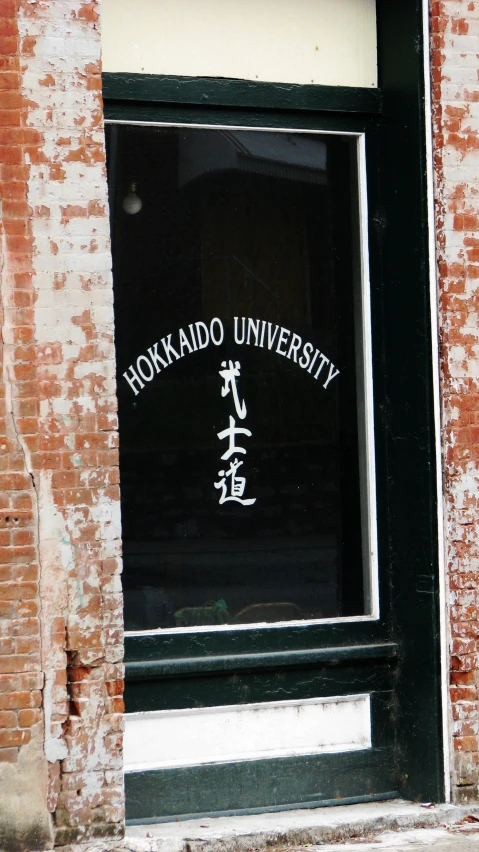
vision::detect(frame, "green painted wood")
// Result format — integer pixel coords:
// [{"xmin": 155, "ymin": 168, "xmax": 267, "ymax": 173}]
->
[
  {"xmin": 102, "ymin": 73, "xmax": 382, "ymax": 115},
  {"xmin": 125, "ymin": 642, "xmax": 398, "ymax": 679},
  {"xmin": 372, "ymin": 0, "xmax": 444, "ymax": 803},
  {"xmin": 125, "ymin": 747, "xmax": 396, "ymax": 822},
  {"xmin": 104, "ymin": 101, "xmax": 374, "ymax": 133},
  {"xmin": 124, "ymin": 620, "xmax": 391, "ymax": 663},
  {"xmin": 125, "ymin": 663, "xmax": 394, "ymax": 713},
  {"xmin": 105, "ymin": 0, "xmax": 444, "ymax": 811}
]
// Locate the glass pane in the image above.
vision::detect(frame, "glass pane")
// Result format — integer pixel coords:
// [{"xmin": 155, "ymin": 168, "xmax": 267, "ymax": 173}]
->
[{"xmin": 106, "ymin": 123, "xmax": 371, "ymax": 631}]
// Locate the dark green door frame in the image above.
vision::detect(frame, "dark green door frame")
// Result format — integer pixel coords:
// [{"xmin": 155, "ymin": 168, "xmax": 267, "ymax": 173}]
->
[{"xmin": 103, "ymin": 0, "xmax": 444, "ymax": 819}]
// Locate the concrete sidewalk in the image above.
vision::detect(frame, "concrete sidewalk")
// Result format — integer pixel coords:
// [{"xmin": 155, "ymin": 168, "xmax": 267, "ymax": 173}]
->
[
  {"xmin": 59, "ymin": 801, "xmax": 479, "ymax": 852},
  {"xmin": 308, "ymin": 825, "xmax": 479, "ymax": 850}
]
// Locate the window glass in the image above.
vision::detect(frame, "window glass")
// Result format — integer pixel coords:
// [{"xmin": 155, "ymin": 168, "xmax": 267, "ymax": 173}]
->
[{"xmin": 106, "ymin": 123, "xmax": 370, "ymax": 630}]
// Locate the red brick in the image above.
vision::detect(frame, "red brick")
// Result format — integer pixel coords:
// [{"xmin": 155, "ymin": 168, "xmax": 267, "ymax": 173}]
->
[
  {"xmin": 0, "ymin": 36, "xmax": 18, "ymax": 54},
  {"xmin": 0, "ymin": 0, "xmax": 18, "ymax": 16},
  {"xmin": 0, "ymin": 728, "xmax": 30, "ymax": 748},
  {"xmin": 15, "ymin": 636, "xmax": 40, "ymax": 655},
  {"xmin": 0, "ymin": 1, "xmax": 124, "ymax": 837},
  {"xmin": 0, "ymin": 710, "xmax": 17, "ymax": 727},
  {"xmin": 11, "ymin": 529, "xmax": 34, "ymax": 547},
  {"xmin": 0, "ymin": 655, "xmax": 40, "ymax": 674},
  {"xmin": 0, "ymin": 72, "xmax": 20, "ymax": 92},
  {"xmin": 18, "ymin": 708, "xmax": 41, "ymax": 727},
  {"xmin": 16, "ymin": 600, "xmax": 38, "ymax": 617},
  {"xmin": 0, "ymin": 748, "xmax": 18, "ymax": 763},
  {"xmin": 451, "ymin": 686, "xmax": 478, "ymax": 702},
  {"xmin": 0, "ymin": 580, "xmax": 37, "ymax": 599},
  {"xmin": 454, "ymin": 736, "xmax": 479, "ymax": 752},
  {"xmin": 0, "ymin": 690, "xmax": 41, "ymax": 711},
  {"xmin": 0, "ymin": 601, "xmax": 14, "ymax": 619},
  {"xmin": 0, "ymin": 145, "xmax": 21, "ymax": 164}
]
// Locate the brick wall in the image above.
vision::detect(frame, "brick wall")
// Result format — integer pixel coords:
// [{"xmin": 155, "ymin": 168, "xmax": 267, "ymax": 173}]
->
[
  {"xmin": 0, "ymin": 0, "xmax": 123, "ymax": 847},
  {"xmin": 2, "ymin": 0, "xmax": 479, "ymax": 846},
  {"xmin": 431, "ymin": 0, "xmax": 479, "ymax": 804}
]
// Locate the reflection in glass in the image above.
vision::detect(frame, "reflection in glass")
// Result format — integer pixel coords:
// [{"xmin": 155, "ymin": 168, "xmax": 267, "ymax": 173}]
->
[{"xmin": 106, "ymin": 124, "xmax": 368, "ymax": 631}]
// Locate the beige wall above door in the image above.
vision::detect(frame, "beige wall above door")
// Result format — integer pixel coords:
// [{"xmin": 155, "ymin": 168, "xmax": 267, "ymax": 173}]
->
[{"xmin": 101, "ymin": 0, "xmax": 377, "ymax": 88}]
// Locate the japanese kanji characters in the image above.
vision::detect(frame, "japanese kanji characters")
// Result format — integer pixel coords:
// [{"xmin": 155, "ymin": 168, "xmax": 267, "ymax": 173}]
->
[
  {"xmin": 214, "ymin": 459, "xmax": 256, "ymax": 506},
  {"xmin": 219, "ymin": 360, "xmax": 247, "ymax": 419},
  {"xmin": 217, "ymin": 416, "xmax": 252, "ymax": 461},
  {"xmin": 215, "ymin": 360, "xmax": 256, "ymax": 506}
]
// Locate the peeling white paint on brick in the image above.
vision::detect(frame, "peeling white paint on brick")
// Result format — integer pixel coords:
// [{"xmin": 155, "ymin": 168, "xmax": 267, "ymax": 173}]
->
[{"xmin": 14, "ymin": 0, "xmax": 124, "ymax": 838}]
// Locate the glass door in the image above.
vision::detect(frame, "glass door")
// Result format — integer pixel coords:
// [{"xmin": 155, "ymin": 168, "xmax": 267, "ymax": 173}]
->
[{"xmin": 105, "ymin": 115, "xmax": 441, "ymax": 822}]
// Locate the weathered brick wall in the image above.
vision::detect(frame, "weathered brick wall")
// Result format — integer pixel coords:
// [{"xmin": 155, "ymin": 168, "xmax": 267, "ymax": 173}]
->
[
  {"xmin": 2, "ymin": 0, "xmax": 478, "ymax": 845},
  {"xmin": 431, "ymin": 0, "xmax": 479, "ymax": 804},
  {"xmin": 0, "ymin": 0, "xmax": 123, "ymax": 848}
]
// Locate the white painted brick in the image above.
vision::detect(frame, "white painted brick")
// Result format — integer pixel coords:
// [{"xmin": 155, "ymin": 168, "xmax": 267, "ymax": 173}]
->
[
  {"xmin": 440, "ymin": 84, "xmax": 478, "ymax": 100},
  {"xmin": 443, "ymin": 147, "xmax": 479, "ymax": 166},
  {"xmin": 32, "ymin": 218, "xmax": 111, "ymax": 238},
  {"xmin": 453, "ymin": 118, "xmax": 479, "ymax": 133},
  {"xmin": 23, "ymin": 89, "xmax": 102, "ymax": 110},
  {"xmin": 90, "ymin": 306, "xmax": 116, "ymax": 325},
  {"xmin": 441, "ymin": 51, "xmax": 479, "ymax": 68},
  {"xmin": 443, "ymin": 33, "xmax": 479, "ymax": 49},
  {"xmin": 73, "ymin": 362, "xmax": 116, "ymax": 380},
  {"xmin": 26, "ymin": 107, "xmax": 103, "ymax": 131},
  {"xmin": 34, "ymin": 288, "xmax": 112, "ymax": 309},
  {"xmin": 443, "ymin": 162, "xmax": 479, "ymax": 182},
  {"xmin": 28, "ymin": 182, "xmax": 105, "ymax": 204},
  {"xmin": 32, "ymin": 254, "xmax": 112, "ymax": 274},
  {"xmin": 33, "ymin": 235, "xmax": 111, "ymax": 256},
  {"xmin": 34, "ymin": 321, "xmax": 90, "ymax": 346},
  {"xmin": 460, "ymin": 101, "xmax": 479, "ymax": 119}
]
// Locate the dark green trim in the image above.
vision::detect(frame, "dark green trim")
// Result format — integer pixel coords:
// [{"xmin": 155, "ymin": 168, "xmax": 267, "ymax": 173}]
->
[
  {"xmin": 125, "ymin": 665, "xmax": 393, "ymax": 714},
  {"xmin": 102, "ymin": 73, "xmax": 382, "ymax": 115},
  {"xmin": 125, "ymin": 642, "xmax": 398, "ymax": 680},
  {"xmin": 373, "ymin": 0, "xmax": 444, "ymax": 804},
  {"xmin": 125, "ymin": 619, "xmax": 390, "ymax": 663},
  {"xmin": 106, "ymin": 0, "xmax": 445, "ymax": 810},
  {"xmin": 104, "ymin": 103, "xmax": 374, "ymax": 133},
  {"xmin": 125, "ymin": 748, "xmax": 396, "ymax": 822}
]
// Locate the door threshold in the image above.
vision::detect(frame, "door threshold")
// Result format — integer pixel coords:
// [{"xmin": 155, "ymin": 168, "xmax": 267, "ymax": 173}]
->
[{"xmin": 125, "ymin": 800, "xmax": 479, "ymax": 852}]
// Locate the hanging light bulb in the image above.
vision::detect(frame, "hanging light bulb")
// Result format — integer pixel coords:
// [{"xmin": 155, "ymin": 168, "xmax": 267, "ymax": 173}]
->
[{"xmin": 122, "ymin": 181, "xmax": 142, "ymax": 215}]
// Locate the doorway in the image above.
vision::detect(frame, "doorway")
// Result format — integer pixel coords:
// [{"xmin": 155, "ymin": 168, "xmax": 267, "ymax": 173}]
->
[{"xmin": 104, "ymin": 57, "xmax": 444, "ymax": 821}]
